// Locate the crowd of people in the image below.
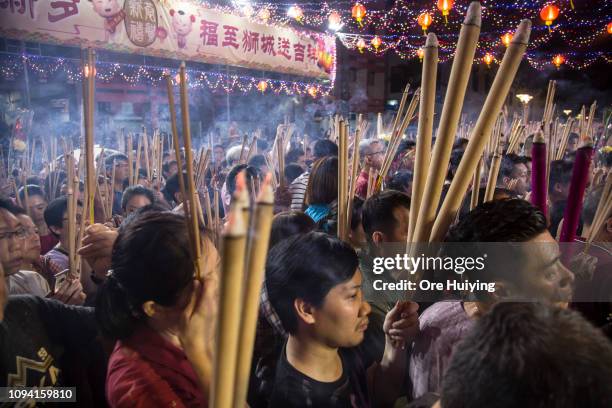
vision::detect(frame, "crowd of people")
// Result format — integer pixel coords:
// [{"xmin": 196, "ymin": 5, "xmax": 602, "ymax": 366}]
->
[{"xmin": 0, "ymin": 121, "xmax": 611, "ymax": 407}]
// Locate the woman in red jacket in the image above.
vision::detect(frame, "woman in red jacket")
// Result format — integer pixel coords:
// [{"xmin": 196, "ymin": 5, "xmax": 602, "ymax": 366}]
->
[{"xmin": 96, "ymin": 211, "xmax": 218, "ymax": 407}]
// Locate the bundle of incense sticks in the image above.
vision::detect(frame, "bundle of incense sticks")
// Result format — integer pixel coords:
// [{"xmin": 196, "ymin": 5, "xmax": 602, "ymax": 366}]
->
[
  {"xmin": 584, "ymin": 101, "xmax": 597, "ymax": 140},
  {"xmin": 505, "ymin": 118, "xmax": 523, "ymax": 154},
  {"xmin": 483, "ymin": 133, "xmax": 504, "ymax": 203},
  {"xmin": 178, "ymin": 63, "xmax": 204, "ymax": 277},
  {"xmin": 164, "ymin": 70, "xmax": 201, "ymax": 277},
  {"xmin": 408, "ymin": 34, "xmax": 438, "ymax": 243},
  {"xmin": 366, "ymin": 168, "xmax": 378, "ymax": 198},
  {"xmin": 430, "ymin": 18, "xmax": 531, "ymax": 243},
  {"xmin": 555, "ymin": 117, "xmax": 575, "ymax": 160},
  {"xmin": 345, "ymin": 125, "xmax": 363, "ymax": 238},
  {"xmin": 238, "ymin": 134, "xmax": 249, "ymax": 164},
  {"xmin": 411, "ymin": 2, "xmax": 482, "ymax": 244},
  {"xmin": 583, "ymin": 171, "xmax": 612, "ymax": 254},
  {"xmin": 541, "ymin": 80, "xmax": 556, "ymax": 128},
  {"xmin": 276, "ymin": 132, "xmax": 286, "ymax": 188},
  {"xmin": 80, "ymin": 48, "xmax": 97, "ymax": 225},
  {"xmin": 376, "ymin": 88, "xmax": 421, "ymax": 192},
  {"xmin": 559, "ymin": 140, "xmax": 594, "ymax": 243},
  {"xmin": 127, "ymin": 134, "xmax": 134, "ymax": 187},
  {"xmin": 470, "ymin": 155, "xmax": 484, "ymax": 210},
  {"xmin": 245, "ymin": 135, "xmax": 257, "ymax": 163},
  {"xmin": 134, "ymin": 133, "xmax": 143, "ymax": 185},
  {"xmin": 337, "ymin": 121, "xmax": 349, "ymax": 241},
  {"xmin": 531, "ymin": 131, "xmax": 548, "ymax": 217}
]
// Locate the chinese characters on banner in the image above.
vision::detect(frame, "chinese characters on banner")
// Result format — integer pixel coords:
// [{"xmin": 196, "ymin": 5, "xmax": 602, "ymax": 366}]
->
[{"xmin": 0, "ymin": 0, "xmax": 335, "ymax": 80}]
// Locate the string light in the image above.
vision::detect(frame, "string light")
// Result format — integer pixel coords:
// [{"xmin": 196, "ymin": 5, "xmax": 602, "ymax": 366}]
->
[{"xmin": 0, "ymin": 53, "xmax": 333, "ymax": 97}]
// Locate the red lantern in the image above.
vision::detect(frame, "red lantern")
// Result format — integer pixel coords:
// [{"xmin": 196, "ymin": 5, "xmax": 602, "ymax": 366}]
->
[
  {"xmin": 607, "ymin": 22, "xmax": 612, "ymax": 34},
  {"xmin": 371, "ymin": 35, "xmax": 382, "ymax": 50},
  {"xmin": 356, "ymin": 38, "xmax": 366, "ymax": 53},
  {"xmin": 308, "ymin": 86, "xmax": 318, "ymax": 98},
  {"xmin": 483, "ymin": 53, "xmax": 494, "ymax": 67},
  {"xmin": 437, "ymin": 0, "xmax": 454, "ymax": 24},
  {"xmin": 540, "ymin": 4, "xmax": 560, "ymax": 30},
  {"xmin": 257, "ymin": 80, "xmax": 268, "ymax": 93},
  {"xmin": 552, "ymin": 54, "xmax": 565, "ymax": 68},
  {"xmin": 352, "ymin": 3, "xmax": 366, "ymax": 26},
  {"xmin": 501, "ymin": 32, "xmax": 512, "ymax": 47},
  {"xmin": 328, "ymin": 11, "xmax": 342, "ymax": 30},
  {"xmin": 418, "ymin": 12, "xmax": 433, "ymax": 34},
  {"xmin": 417, "ymin": 48, "xmax": 424, "ymax": 61}
]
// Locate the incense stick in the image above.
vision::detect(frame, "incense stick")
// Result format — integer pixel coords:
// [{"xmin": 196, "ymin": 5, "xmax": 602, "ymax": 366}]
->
[
  {"xmin": 412, "ymin": 2, "xmax": 482, "ymax": 244},
  {"xmin": 409, "ymin": 33, "xmax": 438, "ymax": 243},
  {"xmin": 211, "ymin": 195, "xmax": 247, "ymax": 408},
  {"xmin": 233, "ymin": 177, "xmax": 274, "ymax": 408},
  {"xmin": 430, "ymin": 18, "xmax": 531, "ymax": 242}
]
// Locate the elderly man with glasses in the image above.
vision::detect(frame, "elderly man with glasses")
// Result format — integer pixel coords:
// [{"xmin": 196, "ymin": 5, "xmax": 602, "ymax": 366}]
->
[{"xmin": 355, "ymin": 139, "xmax": 386, "ymax": 199}]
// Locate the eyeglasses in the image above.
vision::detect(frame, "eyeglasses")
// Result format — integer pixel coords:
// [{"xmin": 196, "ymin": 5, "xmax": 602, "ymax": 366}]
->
[{"xmin": 0, "ymin": 227, "xmax": 27, "ymax": 241}]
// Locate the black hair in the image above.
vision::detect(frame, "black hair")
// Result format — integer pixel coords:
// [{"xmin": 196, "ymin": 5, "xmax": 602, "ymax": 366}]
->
[
  {"xmin": 548, "ymin": 159, "xmax": 574, "ymax": 195},
  {"xmin": 44, "ymin": 196, "xmax": 68, "ymax": 232},
  {"xmin": 305, "ymin": 156, "xmax": 337, "ymax": 205},
  {"xmin": 453, "ymin": 138, "xmax": 469, "ymax": 150},
  {"xmin": 284, "ymin": 163, "xmax": 304, "ymax": 185},
  {"xmin": 269, "ymin": 211, "xmax": 316, "ymax": 249},
  {"xmin": 18, "ymin": 185, "xmax": 45, "ymax": 203},
  {"xmin": 447, "ymin": 149, "xmax": 464, "ymax": 181},
  {"xmin": 441, "ymin": 302, "xmax": 612, "ymax": 408},
  {"xmin": 568, "ymin": 132, "xmax": 580, "ymax": 142},
  {"xmin": 446, "ymin": 198, "xmax": 546, "ymax": 243},
  {"xmin": 597, "ymin": 147, "xmax": 612, "ymax": 168},
  {"xmin": 312, "ymin": 139, "xmax": 338, "ymax": 159},
  {"xmin": 350, "ymin": 196, "xmax": 364, "ymax": 231},
  {"xmin": 162, "ymin": 172, "xmax": 189, "ymax": 204},
  {"xmin": 265, "ymin": 232, "xmax": 359, "ymax": 334},
  {"xmin": 162, "ymin": 160, "xmax": 178, "ymax": 175},
  {"xmin": 26, "ymin": 176, "xmax": 42, "ymax": 186},
  {"xmin": 387, "ymin": 170, "xmax": 413, "ymax": 193},
  {"xmin": 43, "ymin": 170, "xmax": 66, "ymax": 200},
  {"xmin": 226, "ymin": 164, "xmax": 261, "ymax": 197},
  {"xmin": 362, "ymin": 190, "xmax": 410, "ymax": 243},
  {"xmin": 121, "ymin": 185, "xmax": 156, "ymax": 212},
  {"xmin": 0, "ymin": 196, "xmax": 20, "ymax": 214},
  {"xmin": 105, "ymin": 153, "xmax": 128, "ymax": 170},
  {"xmin": 95, "ymin": 211, "xmax": 195, "ymax": 339},
  {"xmin": 247, "ymin": 154, "xmax": 267, "ymax": 169},
  {"xmin": 285, "ymin": 148, "xmax": 305, "ymax": 164}
]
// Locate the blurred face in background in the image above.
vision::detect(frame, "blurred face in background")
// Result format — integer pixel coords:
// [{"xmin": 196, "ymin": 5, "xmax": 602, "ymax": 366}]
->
[
  {"xmin": 213, "ymin": 147, "xmax": 225, "ymax": 164},
  {"xmin": 17, "ymin": 214, "xmax": 41, "ymax": 264},
  {"xmin": 26, "ymin": 194, "xmax": 47, "ymax": 226},
  {"xmin": 0, "ymin": 208, "xmax": 25, "ymax": 276}
]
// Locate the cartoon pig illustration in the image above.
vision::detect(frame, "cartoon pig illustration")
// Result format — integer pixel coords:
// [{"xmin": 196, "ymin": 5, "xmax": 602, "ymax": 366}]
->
[{"xmin": 170, "ymin": 8, "xmax": 195, "ymax": 49}]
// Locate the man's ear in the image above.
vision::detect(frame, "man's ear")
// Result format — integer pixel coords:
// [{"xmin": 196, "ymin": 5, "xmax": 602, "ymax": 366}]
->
[
  {"xmin": 492, "ymin": 280, "xmax": 517, "ymax": 301},
  {"xmin": 142, "ymin": 301, "xmax": 166, "ymax": 318},
  {"xmin": 294, "ymin": 298, "xmax": 316, "ymax": 326},
  {"xmin": 554, "ymin": 182, "xmax": 563, "ymax": 194}
]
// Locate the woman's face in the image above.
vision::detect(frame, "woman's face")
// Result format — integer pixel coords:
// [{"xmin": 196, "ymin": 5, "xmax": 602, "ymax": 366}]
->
[{"xmin": 311, "ymin": 269, "xmax": 371, "ymax": 348}]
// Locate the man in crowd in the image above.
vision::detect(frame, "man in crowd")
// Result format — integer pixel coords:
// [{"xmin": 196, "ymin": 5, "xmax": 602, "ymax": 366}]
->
[
  {"xmin": 18, "ymin": 185, "xmax": 57, "ymax": 254},
  {"xmin": 409, "ymin": 199, "xmax": 575, "ymax": 399},
  {"xmin": 548, "ymin": 159, "xmax": 576, "ymax": 237},
  {"xmin": 498, "ymin": 153, "xmax": 530, "ymax": 197},
  {"xmin": 438, "ymin": 302, "xmax": 612, "ymax": 407},
  {"xmin": 121, "ymin": 185, "xmax": 156, "ymax": 217},
  {"xmin": 356, "ymin": 139, "xmax": 385, "ymax": 199}
]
